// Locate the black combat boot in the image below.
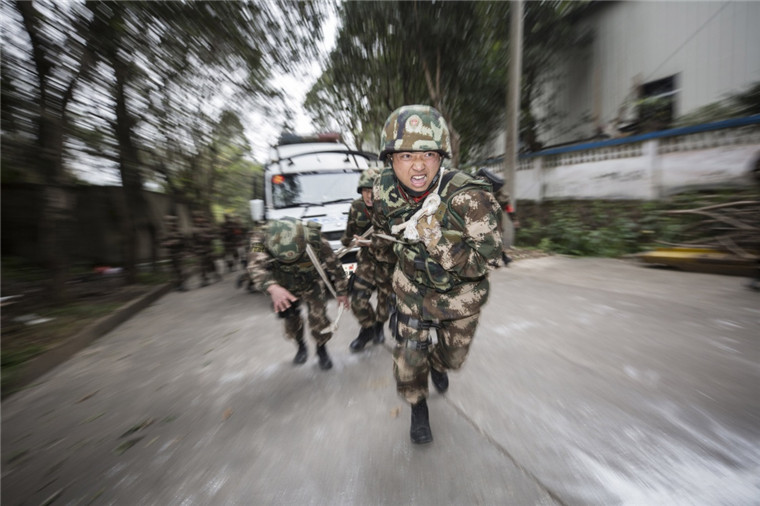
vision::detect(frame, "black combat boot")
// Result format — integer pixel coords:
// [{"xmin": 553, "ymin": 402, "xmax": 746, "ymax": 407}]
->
[
  {"xmin": 410, "ymin": 398, "xmax": 433, "ymax": 444},
  {"xmin": 293, "ymin": 340, "xmax": 308, "ymax": 365},
  {"xmin": 316, "ymin": 344, "xmax": 333, "ymax": 370},
  {"xmin": 349, "ymin": 326, "xmax": 375, "ymax": 352},
  {"xmin": 430, "ymin": 367, "xmax": 449, "ymax": 394},
  {"xmin": 373, "ymin": 321, "xmax": 385, "ymax": 344}
]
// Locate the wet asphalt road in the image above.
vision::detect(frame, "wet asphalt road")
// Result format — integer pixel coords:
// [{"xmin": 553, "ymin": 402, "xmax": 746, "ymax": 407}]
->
[{"xmin": 2, "ymin": 256, "xmax": 758, "ymax": 505}]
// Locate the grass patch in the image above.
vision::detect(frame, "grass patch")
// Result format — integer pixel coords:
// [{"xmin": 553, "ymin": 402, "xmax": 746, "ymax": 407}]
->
[{"xmin": 1, "ymin": 299, "xmax": 133, "ymax": 395}]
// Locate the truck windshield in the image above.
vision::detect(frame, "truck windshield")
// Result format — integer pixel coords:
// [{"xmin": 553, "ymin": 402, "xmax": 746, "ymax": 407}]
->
[{"xmin": 271, "ymin": 172, "xmax": 362, "ymax": 209}]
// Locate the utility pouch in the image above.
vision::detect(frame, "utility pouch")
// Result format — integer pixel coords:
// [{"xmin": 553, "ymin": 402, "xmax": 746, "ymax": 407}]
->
[{"xmin": 425, "ymin": 259, "xmax": 452, "ymax": 293}]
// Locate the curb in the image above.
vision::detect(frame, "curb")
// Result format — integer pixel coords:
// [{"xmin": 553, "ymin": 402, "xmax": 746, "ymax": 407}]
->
[{"xmin": 8, "ymin": 283, "xmax": 174, "ymax": 396}]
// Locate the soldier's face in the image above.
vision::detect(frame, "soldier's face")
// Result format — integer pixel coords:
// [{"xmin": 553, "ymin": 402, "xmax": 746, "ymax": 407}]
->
[
  {"xmin": 391, "ymin": 151, "xmax": 441, "ymax": 192},
  {"xmin": 361, "ymin": 188, "xmax": 373, "ymax": 207}
]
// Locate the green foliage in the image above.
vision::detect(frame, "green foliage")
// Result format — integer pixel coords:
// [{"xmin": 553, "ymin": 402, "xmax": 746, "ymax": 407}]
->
[
  {"xmin": 517, "ymin": 200, "xmax": 672, "ymax": 257},
  {"xmin": 136, "ymin": 271, "xmax": 171, "ymax": 286},
  {"xmin": 306, "ymin": 1, "xmax": 591, "ymax": 162},
  {"xmin": 1, "ymin": 344, "xmax": 44, "ymax": 370},
  {"xmin": 675, "ymin": 80, "xmax": 760, "ymax": 127},
  {"xmin": 0, "ymin": 257, "xmax": 47, "ymax": 282},
  {"xmin": 635, "ymin": 96, "xmax": 673, "ymax": 132},
  {"xmin": 516, "ymin": 191, "xmax": 760, "ymax": 257}
]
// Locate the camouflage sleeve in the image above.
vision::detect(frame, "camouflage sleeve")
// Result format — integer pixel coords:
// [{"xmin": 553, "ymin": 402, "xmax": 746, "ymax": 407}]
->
[
  {"xmin": 370, "ymin": 188, "xmax": 396, "ymax": 264},
  {"xmin": 319, "ymin": 238, "xmax": 348, "ymax": 295},
  {"xmin": 340, "ymin": 200, "xmax": 360, "ymax": 247},
  {"xmin": 428, "ymin": 189, "xmax": 503, "ymax": 277},
  {"xmin": 246, "ymin": 229, "xmax": 276, "ymax": 292}
]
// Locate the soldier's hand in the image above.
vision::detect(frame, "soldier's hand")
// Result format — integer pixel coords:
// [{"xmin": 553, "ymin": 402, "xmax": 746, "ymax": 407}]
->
[
  {"xmin": 267, "ymin": 284, "xmax": 299, "ymax": 313},
  {"xmin": 336, "ymin": 295, "xmax": 350, "ymax": 309},
  {"xmin": 415, "ymin": 215, "xmax": 442, "ymax": 249},
  {"xmin": 353, "ymin": 235, "xmax": 371, "ymax": 247}
]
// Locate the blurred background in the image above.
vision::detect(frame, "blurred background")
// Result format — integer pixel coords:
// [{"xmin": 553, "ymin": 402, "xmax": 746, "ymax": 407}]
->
[
  {"xmin": 1, "ymin": 3, "xmax": 759, "ymax": 503},
  {"xmin": 1, "ymin": 0, "xmax": 758, "ymax": 354}
]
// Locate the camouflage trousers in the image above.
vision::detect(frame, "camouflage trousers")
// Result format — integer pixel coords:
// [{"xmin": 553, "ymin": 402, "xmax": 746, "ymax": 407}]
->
[
  {"xmin": 351, "ymin": 258, "xmax": 393, "ymax": 329},
  {"xmin": 197, "ymin": 251, "xmax": 217, "ymax": 282},
  {"xmin": 281, "ymin": 283, "xmax": 335, "ymax": 347},
  {"xmin": 392, "ymin": 312, "xmax": 480, "ymax": 405},
  {"xmin": 168, "ymin": 251, "xmax": 185, "ymax": 286},
  {"xmin": 223, "ymin": 243, "xmax": 240, "ymax": 270}
]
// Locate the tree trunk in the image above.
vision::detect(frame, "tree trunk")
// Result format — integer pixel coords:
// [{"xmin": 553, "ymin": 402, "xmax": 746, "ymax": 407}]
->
[
  {"xmin": 17, "ymin": 0, "xmax": 72, "ymax": 303},
  {"xmin": 111, "ymin": 50, "xmax": 145, "ymax": 285}
]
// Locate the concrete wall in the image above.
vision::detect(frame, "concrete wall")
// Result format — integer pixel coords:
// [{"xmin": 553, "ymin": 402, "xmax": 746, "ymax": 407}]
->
[{"xmin": 476, "ymin": 117, "xmax": 760, "ymax": 201}]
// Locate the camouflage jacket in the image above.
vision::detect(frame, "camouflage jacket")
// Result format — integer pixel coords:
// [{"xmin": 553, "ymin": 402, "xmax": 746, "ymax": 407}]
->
[
  {"xmin": 340, "ymin": 198, "xmax": 373, "ymax": 247},
  {"xmin": 341, "ymin": 198, "xmax": 384, "ymax": 265},
  {"xmin": 372, "ymin": 167, "xmax": 502, "ymax": 320},
  {"xmin": 247, "ymin": 219, "xmax": 348, "ymax": 296}
]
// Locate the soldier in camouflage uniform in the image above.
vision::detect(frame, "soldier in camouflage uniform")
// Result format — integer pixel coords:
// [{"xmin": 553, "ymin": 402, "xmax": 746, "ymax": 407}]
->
[
  {"xmin": 161, "ymin": 214, "xmax": 187, "ymax": 291},
  {"xmin": 192, "ymin": 211, "xmax": 221, "ymax": 287},
  {"xmin": 341, "ymin": 167, "xmax": 394, "ymax": 352},
  {"xmin": 372, "ymin": 105, "xmax": 503, "ymax": 444},
  {"xmin": 221, "ymin": 214, "xmax": 244, "ymax": 273},
  {"xmin": 247, "ymin": 217, "xmax": 349, "ymax": 370}
]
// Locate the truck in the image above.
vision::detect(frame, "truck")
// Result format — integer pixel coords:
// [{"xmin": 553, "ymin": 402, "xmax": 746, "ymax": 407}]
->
[{"xmin": 249, "ymin": 133, "xmax": 379, "ymax": 275}]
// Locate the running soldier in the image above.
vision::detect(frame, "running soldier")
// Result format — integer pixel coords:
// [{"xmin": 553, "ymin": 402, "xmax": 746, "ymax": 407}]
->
[
  {"xmin": 341, "ymin": 167, "xmax": 394, "ymax": 352},
  {"xmin": 221, "ymin": 214, "xmax": 244, "ymax": 272},
  {"xmin": 161, "ymin": 214, "xmax": 187, "ymax": 291},
  {"xmin": 247, "ymin": 217, "xmax": 349, "ymax": 370},
  {"xmin": 372, "ymin": 105, "xmax": 503, "ymax": 444},
  {"xmin": 192, "ymin": 211, "xmax": 221, "ymax": 287}
]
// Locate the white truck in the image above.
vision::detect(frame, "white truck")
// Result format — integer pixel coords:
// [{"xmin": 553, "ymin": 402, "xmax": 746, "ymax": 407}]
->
[{"xmin": 249, "ymin": 133, "xmax": 378, "ymax": 275}]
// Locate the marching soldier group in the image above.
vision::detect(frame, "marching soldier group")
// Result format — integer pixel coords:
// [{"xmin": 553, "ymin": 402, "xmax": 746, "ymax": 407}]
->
[
  {"xmin": 160, "ymin": 212, "xmax": 245, "ymax": 292},
  {"xmin": 161, "ymin": 104, "xmax": 507, "ymax": 446}
]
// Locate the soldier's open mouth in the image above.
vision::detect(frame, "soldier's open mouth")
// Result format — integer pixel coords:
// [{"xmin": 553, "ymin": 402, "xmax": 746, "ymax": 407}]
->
[{"xmin": 410, "ymin": 175, "xmax": 427, "ymax": 188}]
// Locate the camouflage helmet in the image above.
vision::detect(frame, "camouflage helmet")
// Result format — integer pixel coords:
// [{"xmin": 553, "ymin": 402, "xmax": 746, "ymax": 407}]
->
[
  {"xmin": 379, "ymin": 105, "xmax": 451, "ymax": 161},
  {"xmin": 356, "ymin": 167, "xmax": 380, "ymax": 193},
  {"xmin": 264, "ymin": 217, "xmax": 322, "ymax": 264}
]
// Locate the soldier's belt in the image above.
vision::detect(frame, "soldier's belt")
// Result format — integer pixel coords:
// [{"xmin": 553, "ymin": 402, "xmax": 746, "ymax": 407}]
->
[
  {"xmin": 404, "ymin": 339, "xmax": 432, "ymax": 351},
  {"xmin": 396, "ymin": 311, "xmax": 441, "ymax": 330}
]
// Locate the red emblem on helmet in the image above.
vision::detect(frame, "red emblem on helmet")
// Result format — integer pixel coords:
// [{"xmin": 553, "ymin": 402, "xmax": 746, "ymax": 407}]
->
[{"xmin": 409, "ymin": 118, "xmax": 419, "ymax": 127}]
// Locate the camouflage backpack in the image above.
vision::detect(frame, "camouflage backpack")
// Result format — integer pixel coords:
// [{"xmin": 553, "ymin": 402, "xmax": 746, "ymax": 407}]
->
[{"xmin": 265, "ymin": 217, "xmax": 323, "ymax": 266}]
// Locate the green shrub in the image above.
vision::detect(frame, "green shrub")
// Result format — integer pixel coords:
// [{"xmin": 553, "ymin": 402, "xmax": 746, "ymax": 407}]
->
[{"xmin": 513, "ymin": 191, "xmax": 758, "ymax": 258}]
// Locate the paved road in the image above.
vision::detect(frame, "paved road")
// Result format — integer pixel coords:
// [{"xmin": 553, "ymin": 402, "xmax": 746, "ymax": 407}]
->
[{"xmin": 2, "ymin": 257, "xmax": 758, "ymax": 505}]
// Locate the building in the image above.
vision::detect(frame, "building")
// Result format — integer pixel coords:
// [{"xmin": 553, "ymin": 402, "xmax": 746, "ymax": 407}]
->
[
  {"xmin": 541, "ymin": 0, "xmax": 759, "ymax": 147},
  {"xmin": 481, "ymin": 1, "xmax": 760, "ymax": 201}
]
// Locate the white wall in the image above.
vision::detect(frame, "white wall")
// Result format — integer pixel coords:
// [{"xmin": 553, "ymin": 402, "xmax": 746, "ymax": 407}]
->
[
  {"xmin": 478, "ymin": 122, "xmax": 760, "ymax": 202},
  {"xmin": 530, "ymin": 1, "xmax": 760, "ymax": 148}
]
